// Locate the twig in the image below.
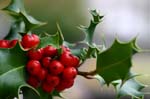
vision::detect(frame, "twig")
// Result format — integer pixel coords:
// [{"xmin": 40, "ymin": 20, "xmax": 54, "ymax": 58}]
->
[{"xmin": 78, "ymin": 70, "xmax": 97, "ymax": 79}]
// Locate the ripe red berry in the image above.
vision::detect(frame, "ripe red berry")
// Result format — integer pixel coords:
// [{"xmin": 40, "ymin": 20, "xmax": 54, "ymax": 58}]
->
[
  {"xmin": 27, "ymin": 49, "xmax": 43, "ymax": 60},
  {"xmin": 26, "ymin": 60, "xmax": 41, "ymax": 76},
  {"xmin": 45, "ymin": 74, "xmax": 60, "ymax": 87},
  {"xmin": 36, "ymin": 68, "xmax": 47, "ymax": 81},
  {"xmin": 9, "ymin": 39, "xmax": 18, "ymax": 48},
  {"xmin": 43, "ymin": 45, "xmax": 57, "ymax": 57},
  {"xmin": 60, "ymin": 53, "xmax": 79, "ymax": 67},
  {"xmin": 61, "ymin": 45, "xmax": 71, "ymax": 53},
  {"xmin": 42, "ymin": 82, "xmax": 54, "ymax": 93},
  {"xmin": 49, "ymin": 60, "xmax": 64, "ymax": 75},
  {"xmin": 55, "ymin": 79, "xmax": 74, "ymax": 92},
  {"xmin": 27, "ymin": 76, "xmax": 39, "ymax": 88},
  {"xmin": 0, "ymin": 40, "xmax": 9, "ymax": 48},
  {"xmin": 62, "ymin": 67, "xmax": 77, "ymax": 80},
  {"xmin": 39, "ymin": 48, "xmax": 44, "ymax": 55},
  {"xmin": 55, "ymin": 84, "xmax": 66, "ymax": 92},
  {"xmin": 21, "ymin": 34, "xmax": 40, "ymax": 49},
  {"xmin": 62, "ymin": 79, "xmax": 74, "ymax": 88},
  {"xmin": 42, "ymin": 57, "xmax": 51, "ymax": 68}
]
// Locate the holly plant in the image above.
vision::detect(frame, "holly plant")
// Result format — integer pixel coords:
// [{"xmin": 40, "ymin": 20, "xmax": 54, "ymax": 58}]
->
[{"xmin": 0, "ymin": 0, "xmax": 148, "ymax": 99}]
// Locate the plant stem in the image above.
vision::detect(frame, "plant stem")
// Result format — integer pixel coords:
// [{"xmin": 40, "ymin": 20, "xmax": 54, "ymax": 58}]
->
[{"xmin": 78, "ymin": 70, "xmax": 97, "ymax": 79}]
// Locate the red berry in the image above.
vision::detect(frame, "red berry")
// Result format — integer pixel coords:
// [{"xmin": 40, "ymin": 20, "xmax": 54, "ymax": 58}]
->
[
  {"xmin": 61, "ymin": 45, "xmax": 71, "ymax": 53},
  {"xmin": 43, "ymin": 45, "xmax": 57, "ymax": 57},
  {"xmin": 42, "ymin": 57, "xmax": 51, "ymax": 68},
  {"xmin": 26, "ymin": 60, "xmax": 41, "ymax": 76},
  {"xmin": 21, "ymin": 34, "xmax": 40, "ymax": 49},
  {"xmin": 60, "ymin": 53, "xmax": 79, "ymax": 67},
  {"xmin": 0, "ymin": 40, "xmax": 9, "ymax": 48},
  {"xmin": 62, "ymin": 67, "xmax": 77, "ymax": 80},
  {"xmin": 36, "ymin": 68, "xmax": 47, "ymax": 81},
  {"xmin": 49, "ymin": 60, "xmax": 64, "ymax": 75},
  {"xmin": 55, "ymin": 84, "xmax": 66, "ymax": 92},
  {"xmin": 39, "ymin": 48, "xmax": 44, "ymax": 55},
  {"xmin": 9, "ymin": 39, "xmax": 18, "ymax": 48},
  {"xmin": 27, "ymin": 49, "xmax": 43, "ymax": 60},
  {"xmin": 61, "ymin": 79, "xmax": 74, "ymax": 88},
  {"xmin": 45, "ymin": 74, "xmax": 60, "ymax": 87},
  {"xmin": 42, "ymin": 82, "xmax": 54, "ymax": 93},
  {"xmin": 55, "ymin": 79, "xmax": 74, "ymax": 92},
  {"xmin": 27, "ymin": 76, "xmax": 39, "ymax": 88}
]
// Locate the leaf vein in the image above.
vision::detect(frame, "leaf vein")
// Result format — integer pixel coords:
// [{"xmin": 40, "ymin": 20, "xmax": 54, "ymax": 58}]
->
[
  {"xmin": 101, "ymin": 56, "xmax": 131, "ymax": 72},
  {"xmin": 0, "ymin": 66, "xmax": 24, "ymax": 78}
]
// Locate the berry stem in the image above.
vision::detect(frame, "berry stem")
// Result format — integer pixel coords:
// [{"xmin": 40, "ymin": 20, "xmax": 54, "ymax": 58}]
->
[{"xmin": 78, "ymin": 70, "xmax": 97, "ymax": 79}]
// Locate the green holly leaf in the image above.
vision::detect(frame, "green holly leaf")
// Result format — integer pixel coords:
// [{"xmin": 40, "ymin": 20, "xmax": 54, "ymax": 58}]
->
[
  {"xmin": 38, "ymin": 24, "xmax": 64, "ymax": 49},
  {"xmin": 3, "ymin": 0, "xmax": 46, "ymax": 33},
  {"xmin": 22, "ymin": 86, "xmax": 40, "ymax": 99},
  {"xmin": 20, "ymin": 12, "xmax": 46, "ymax": 32},
  {"xmin": 112, "ymin": 78, "xmax": 145, "ymax": 99},
  {"xmin": 79, "ymin": 44, "xmax": 100, "ymax": 62},
  {"xmin": 3, "ymin": 0, "xmax": 25, "ymax": 40},
  {"xmin": 96, "ymin": 38, "xmax": 138, "ymax": 85},
  {"xmin": 71, "ymin": 48, "xmax": 87, "ymax": 59},
  {"xmin": 5, "ymin": 21, "xmax": 25, "ymax": 40},
  {"xmin": 85, "ymin": 43, "xmax": 100, "ymax": 58},
  {"xmin": 22, "ymin": 87, "xmax": 55, "ymax": 99},
  {"xmin": 24, "ymin": 88, "xmax": 62, "ymax": 99},
  {"xmin": 3, "ymin": 0, "xmax": 25, "ymax": 13},
  {"xmin": 66, "ymin": 10, "xmax": 103, "ymax": 61},
  {"xmin": 79, "ymin": 9, "xmax": 103, "ymax": 44},
  {"xmin": 0, "ymin": 43, "xmax": 27, "ymax": 98}
]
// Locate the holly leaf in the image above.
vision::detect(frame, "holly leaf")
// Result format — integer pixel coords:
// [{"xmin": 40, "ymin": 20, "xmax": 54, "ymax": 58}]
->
[
  {"xmin": 0, "ymin": 43, "xmax": 27, "ymax": 98},
  {"xmin": 62, "ymin": 10, "xmax": 103, "ymax": 62},
  {"xmin": 22, "ymin": 86, "xmax": 40, "ymax": 99},
  {"xmin": 71, "ymin": 48, "xmax": 87, "ymax": 60},
  {"xmin": 38, "ymin": 24, "xmax": 64, "ymax": 49},
  {"xmin": 78, "ymin": 44, "xmax": 100, "ymax": 62},
  {"xmin": 22, "ymin": 86, "xmax": 55, "ymax": 99},
  {"xmin": 4, "ymin": 21, "xmax": 25, "ymax": 40},
  {"xmin": 85, "ymin": 43, "xmax": 100, "ymax": 58},
  {"xmin": 0, "ymin": 43, "xmax": 43, "ymax": 99},
  {"xmin": 3, "ymin": 0, "xmax": 25, "ymax": 13},
  {"xmin": 112, "ymin": 78, "xmax": 145, "ymax": 99},
  {"xmin": 96, "ymin": 38, "xmax": 138, "ymax": 85},
  {"xmin": 65, "ymin": 10, "xmax": 103, "ymax": 61},
  {"xmin": 79, "ymin": 9, "xmax": 103, "ymax": 44},
  {"xmin": 3, "ymin": 0, "xmax": 46, "ymax": 33},
  {"xmin": 20, "ymin": 12, "xmax": 46, "ymax": 32},
  {"xmin": 25, "ymin": 88, "xmax": 62, "ymax": 99}
]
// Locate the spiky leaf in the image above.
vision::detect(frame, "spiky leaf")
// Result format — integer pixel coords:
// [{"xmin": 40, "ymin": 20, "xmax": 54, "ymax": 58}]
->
[
  {"xmin": 3, "ymin": 0, "xmax": 46, "ymax": 34},
  {"xmin": 0, "ymin": 43, "xmax": 27, "ymax": 98},
  {"xmin": 20, "ymin": 12, "xmax": 46, "ymax": 32},
  {"xmin": 96, "ymin": 39, "xmax": 138, "ymax": 85},
  {"xmin": 79, "ymin": 10, "xmax": 103, "ymax": 44},
  {"xmin": 3, "ymin": 0, "xmax": 25, "ymax": 13},
  {"xmin": 38, "ymin": 25, "xmax": 64, "ymax": 49},
  {"xmin": 5, "ymin": 21, "xmax": 25, "ymax": 40},
  {"xmin": 112, "ymin": 78, "xmax": 145, "ymax": 99}
]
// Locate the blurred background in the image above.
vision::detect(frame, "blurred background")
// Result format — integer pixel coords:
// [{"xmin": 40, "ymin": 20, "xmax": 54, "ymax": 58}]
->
[{"xmin": 0, "ymin": 0, "xmax": 149, "ymax": 99}]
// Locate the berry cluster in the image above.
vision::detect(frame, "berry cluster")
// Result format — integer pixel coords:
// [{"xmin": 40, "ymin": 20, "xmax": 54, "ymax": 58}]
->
[{"xmin": 23, "ymin": 34, "xmax": 80, "ymax": 93}]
